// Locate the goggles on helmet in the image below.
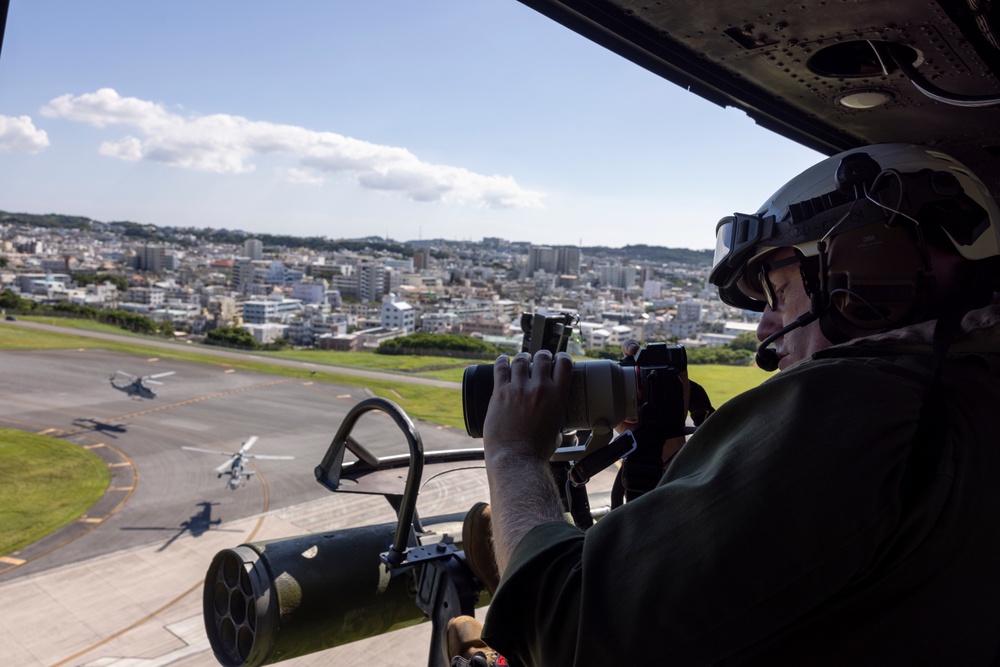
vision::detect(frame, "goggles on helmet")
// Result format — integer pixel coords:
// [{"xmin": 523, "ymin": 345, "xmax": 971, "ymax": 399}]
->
[{"xmin": 710, "ymin": 197, "xmax": 885, "ymax": 311}]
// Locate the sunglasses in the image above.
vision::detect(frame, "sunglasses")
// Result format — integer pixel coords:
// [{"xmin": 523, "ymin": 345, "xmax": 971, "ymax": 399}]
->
[{"xmin": 757, "ymin": 255, "xmax": 801, "ymax": 311}]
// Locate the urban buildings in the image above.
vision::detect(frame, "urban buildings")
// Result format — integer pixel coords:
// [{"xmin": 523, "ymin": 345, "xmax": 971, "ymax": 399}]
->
[{"xmin": 0, "ymin": 216, "xmax": 757, "ymax": 352}]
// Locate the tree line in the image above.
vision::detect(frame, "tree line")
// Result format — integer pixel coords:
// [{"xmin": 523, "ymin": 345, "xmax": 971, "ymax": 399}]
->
[{"xmin": 0, "ymin": 289, "xmax": 173, "ymax": 336}]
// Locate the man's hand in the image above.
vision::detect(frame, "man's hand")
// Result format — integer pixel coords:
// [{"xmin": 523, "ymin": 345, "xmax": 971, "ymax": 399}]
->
[
  {"xmin": 482, "ymin": 350, "xmax": 574, "ymax": 464},
  {"xmin": 482, "ymin": 349, "xmax": 574, "ymax": 574}
]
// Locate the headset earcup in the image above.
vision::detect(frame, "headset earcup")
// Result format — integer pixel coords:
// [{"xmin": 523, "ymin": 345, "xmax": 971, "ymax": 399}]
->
[{"xmin": 821, "ymin": 222, "xmax": 932, "ymax": 340}]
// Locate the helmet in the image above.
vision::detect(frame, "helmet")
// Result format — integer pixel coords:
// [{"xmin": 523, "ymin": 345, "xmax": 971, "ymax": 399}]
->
[{"xmin": 709, "ymin": 143, "xmax": 1000, "ymax": 342}]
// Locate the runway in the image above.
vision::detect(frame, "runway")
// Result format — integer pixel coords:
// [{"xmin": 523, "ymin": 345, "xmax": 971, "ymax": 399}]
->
[{"xmin": 0, "ymin": 344, "xmax": 492, "ymax": 667}]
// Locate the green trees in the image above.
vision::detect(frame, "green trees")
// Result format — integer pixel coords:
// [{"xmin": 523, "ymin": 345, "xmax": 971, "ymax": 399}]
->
[
  {"xmin": 729, "ymin": 331, "xmax": 759, "ymax": 351},
  {"xmin": 585, "ymin": 338, "xmax": 755, "ymax": 366},
  {"xmin": 0, "ymin": 291, "xmax": 167, "ymax": 335},
  {"xmin": 377, "ymin": 332, "xmax": 505, "ymax": 358},
  {"xmin": 686, "ymin": 346, "xmax": 754, "ymax": 365},
  {"xmin": 0, "ymin": 290, "xmax": 38, "ymax": 312},
  {"xmin": 206, "ymin": 326, "xmax": 259, "ymax": 350}
]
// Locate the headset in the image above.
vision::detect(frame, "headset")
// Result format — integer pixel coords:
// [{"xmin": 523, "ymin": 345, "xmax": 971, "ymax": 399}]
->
[{"xmin": 709, "ymin": 144, "xmax": 1000, "ymax": 370}]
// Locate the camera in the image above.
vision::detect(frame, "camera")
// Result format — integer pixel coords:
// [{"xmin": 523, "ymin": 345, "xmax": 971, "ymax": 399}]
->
[{"xmin": 462, "ymin": 342, "xmax": 688, "ymax": 442}]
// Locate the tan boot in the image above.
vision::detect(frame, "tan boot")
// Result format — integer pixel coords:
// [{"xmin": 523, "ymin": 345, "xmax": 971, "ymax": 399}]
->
[
  {"xmin": 447, "ymin": 615, "xmax": 500, "ymax": 666},
  {"xmin": 462, "ymin": 502, "xmax": 501, "ymax": 596}
]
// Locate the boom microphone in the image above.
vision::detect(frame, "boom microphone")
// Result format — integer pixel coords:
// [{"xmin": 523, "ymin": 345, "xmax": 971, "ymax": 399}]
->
[{"xmin": 755, "ymin": 311, "xmax": 819, "ymax": 371}]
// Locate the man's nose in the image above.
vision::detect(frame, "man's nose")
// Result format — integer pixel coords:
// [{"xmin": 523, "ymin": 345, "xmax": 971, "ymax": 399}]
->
[{"xmin": 756, "ymin": 306, "xmax": 781, "ymax": 342}]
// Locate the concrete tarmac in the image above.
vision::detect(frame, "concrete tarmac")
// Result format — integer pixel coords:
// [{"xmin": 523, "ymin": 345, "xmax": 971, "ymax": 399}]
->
[{"xmin": 0, "ymin": 332, "xmax": 620, "ymax": 667}]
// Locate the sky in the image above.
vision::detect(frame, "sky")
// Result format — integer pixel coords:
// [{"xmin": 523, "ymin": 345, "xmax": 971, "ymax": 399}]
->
[{"xmin": 0, "ymin": 1, "xmax": 824, "ymax": 251}]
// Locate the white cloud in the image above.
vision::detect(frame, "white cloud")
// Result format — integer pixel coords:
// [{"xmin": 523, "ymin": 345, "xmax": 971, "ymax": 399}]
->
[
  {"xmin": 0, "ymin": 115, "xmax": 50, "ymax": 154},
  {"xmin": 41, "ymin": 88, "xmax": 174, "ymax": 131},
  {"xmin": 41, "ymin": 88, "xmax": 545, "ymax": 208},
  {"xmin": 286, "ymin": 167, "xmax": 324, "ymax": 186}
]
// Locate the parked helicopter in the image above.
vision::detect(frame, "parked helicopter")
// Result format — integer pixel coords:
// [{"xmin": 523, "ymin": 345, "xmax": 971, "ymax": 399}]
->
[
  {"xmin": 182, "ymin": 436, "xmax": 295, "ymax": 490},
  {"xmin": 109, "ymin": 370, "xmax": 175, "ymax": 399}
]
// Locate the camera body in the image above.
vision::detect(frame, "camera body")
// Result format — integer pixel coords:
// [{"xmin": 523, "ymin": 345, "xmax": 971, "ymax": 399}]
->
[{"xmin": 462, "ymin": 342, "xmax": 688, "ymax": 445}]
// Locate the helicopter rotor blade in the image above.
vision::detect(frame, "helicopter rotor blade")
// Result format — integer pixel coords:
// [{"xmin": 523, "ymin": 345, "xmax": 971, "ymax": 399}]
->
[
  {"xmin": 182, "ymin": 446, "xmax": 232, "ymax": 456},
  {"xmin": 237, "ymin": 436, "xmax": 259, "ymax": 455},
  {"xmin": 147, "ymin": 371, "xmax": 176, "ymax": 380},
  {"xmin": 246, "ymin": 454, "xmax": 295, "ymax": 460}
]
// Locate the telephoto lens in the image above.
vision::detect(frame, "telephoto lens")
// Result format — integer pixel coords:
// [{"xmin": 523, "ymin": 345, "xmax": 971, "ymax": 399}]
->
[{"xmin": 461, "ymin": 358, "xmax": 638, "ymax": 438}]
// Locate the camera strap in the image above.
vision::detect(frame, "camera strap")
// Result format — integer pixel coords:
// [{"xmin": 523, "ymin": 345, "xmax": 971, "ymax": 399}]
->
[
  {"xmin": 619, "ymin": 419, "xmax": 677, "ymax": 503},
  {"xmin": 568, "ymin": 430, "xmax": 638, "ymax": 486}
]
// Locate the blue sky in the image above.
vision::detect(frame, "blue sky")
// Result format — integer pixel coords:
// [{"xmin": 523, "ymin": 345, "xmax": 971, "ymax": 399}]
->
[{"xmin": 0, "ymin": 1, "xmax": 823, "ymax": 250}]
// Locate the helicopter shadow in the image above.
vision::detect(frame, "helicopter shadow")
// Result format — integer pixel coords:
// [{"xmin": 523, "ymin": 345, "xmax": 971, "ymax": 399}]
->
[
  {"xmin": 71, "ymin": 417, "xmax": 129, "ymax": 438},
  {"xmin": 120, "ymin": 501, "xmax": 241, "ymax": 552}
]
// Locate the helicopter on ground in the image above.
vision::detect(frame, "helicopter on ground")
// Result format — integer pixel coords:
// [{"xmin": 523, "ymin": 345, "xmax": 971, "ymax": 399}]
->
[
  {"xmin": 109, "ymin": 370, "xmax": 175, "ymax": 399},
  {"xmin": 182, "ymin": 436, "xmax": 295, "ymax": 490}
]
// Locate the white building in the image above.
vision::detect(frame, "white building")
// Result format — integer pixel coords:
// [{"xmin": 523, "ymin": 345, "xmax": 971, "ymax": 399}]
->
[
  {"xmin": 125, "ymin": 287, "xmax": 166, "ymax": 307},
  {"xmin": 421, "ymin": 311, "xmax": 459, "ymax": 334},
  {"xmin": 642, "ymin": 280, "xmax": 663, "ymax": 299},
  {"xmin": 241, "ymin": 296, "xmax": 303, "ymax": 324},
  {"xmin": 381, "ymin": 297, "xmax": 415, "ymax": 334},
  {"xmin": 291, "ymin": 282, "xmax": 326, "ymax": 304},
  {"xmin": 241, "ymin": 322, "xmax": 287, "ymax": 345},
  {"xmin": 244, "ymin": 239, "xmax": 263, "ymax": 260}
]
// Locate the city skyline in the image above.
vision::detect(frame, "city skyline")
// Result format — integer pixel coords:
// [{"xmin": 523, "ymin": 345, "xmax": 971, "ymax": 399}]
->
[{"xmin": 0, "ymin": 1, "xmax": 823, "ymax": 251}]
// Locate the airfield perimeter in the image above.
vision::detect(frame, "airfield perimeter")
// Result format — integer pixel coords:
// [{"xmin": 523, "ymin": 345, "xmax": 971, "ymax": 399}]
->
[{"xmin": 0, "ymin": 319, "xmax": 516, "ymax": 667}]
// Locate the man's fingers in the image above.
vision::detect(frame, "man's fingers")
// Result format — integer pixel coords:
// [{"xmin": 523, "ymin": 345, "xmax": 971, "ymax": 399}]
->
[
  {"xmin": 552, "ymin": 352, "xmax": 573, "ymax": 385},
  {"xmin": 493, "ymin": 354, "xmax": 511, "ymax": 387},
  {"xmin": 532, "ymin": 350, "xmax": 553, "ymax": 378},
  {"xmin": 510, "ymin": 352, "xmax": 531, "ymax": 383}
]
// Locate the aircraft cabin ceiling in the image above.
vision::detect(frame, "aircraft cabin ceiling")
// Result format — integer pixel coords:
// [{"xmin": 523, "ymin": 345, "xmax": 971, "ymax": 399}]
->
[{"xmin": 516, "ymin": 0, "xmax": 1000, "ymax": 202}]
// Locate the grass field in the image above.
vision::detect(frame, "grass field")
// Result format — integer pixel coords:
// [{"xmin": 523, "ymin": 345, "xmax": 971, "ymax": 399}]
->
[{"xmin": 0, "ymin": 427, "xmax": 111, "ymax": 555}]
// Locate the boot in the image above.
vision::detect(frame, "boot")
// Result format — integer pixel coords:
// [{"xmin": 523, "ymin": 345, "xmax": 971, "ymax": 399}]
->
[
  {"xmin": 447, "ymin": 615, "xmax": 501, "ymax": 667},
  {"xmin": 462, "ymin": 502, "xmax": 501, "ymax": 596}
]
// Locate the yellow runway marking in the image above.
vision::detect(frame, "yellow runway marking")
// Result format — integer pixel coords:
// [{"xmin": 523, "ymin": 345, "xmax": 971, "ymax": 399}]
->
[
  {"xmin": 146, "ymin": 357, "xmax": 159, "ymax": 362},
  {"xmin": 224, "ymin": 369, "xmax": 236, "ymax": 373},
  {"xmin": 109, "ymin": 462, "xmax": 130, "ymax": 468},
  {"xmin": 84, "ymin": 443, "xmax": 107, "ymax": 449},
  {"xmin": 0, "ymin": 556, "xmax": 26, "ymax": 565},
  {"xmin": 37, "ymin": 428, "xmax": 59, "ymax": 435},
  {"xmin": 79, "ymin": 518, "xmax": 102, "ymax": 524},
  {"xmin": 109, "ymin": 486, "xmax": 134, "ymax": 491}
]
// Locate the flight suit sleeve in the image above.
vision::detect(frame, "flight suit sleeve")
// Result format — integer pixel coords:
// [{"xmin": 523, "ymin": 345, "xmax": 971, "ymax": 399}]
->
[{"xmin": 482, "ymin": 357, "xmax": 933, "ymax": 666}]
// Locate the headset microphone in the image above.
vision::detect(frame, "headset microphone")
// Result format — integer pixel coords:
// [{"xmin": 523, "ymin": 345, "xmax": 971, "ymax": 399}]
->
[{"xmin": 755, "ymin": 310, "xmax": 820, "ymax": 371}]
